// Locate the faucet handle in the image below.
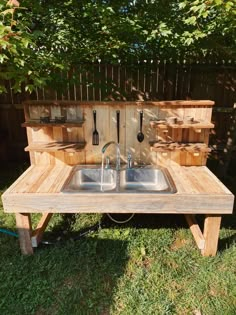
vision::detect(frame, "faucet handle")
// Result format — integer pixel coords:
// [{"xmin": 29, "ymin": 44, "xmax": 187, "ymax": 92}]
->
[{"xmin": 127, "ymin": 152, "xmax": 132, "ymax": 168}]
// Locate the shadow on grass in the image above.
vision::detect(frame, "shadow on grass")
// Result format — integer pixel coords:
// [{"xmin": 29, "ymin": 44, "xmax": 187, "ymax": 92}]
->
[
  {"xmin": 218, "ymin": 233, "xmax": 236, "ymax": 252},
  {"xmin": 45, "ymin": 213, "xmax": 188, "ymax": 242},
  {"xmin": 0, "ymin": 231, "xmax": 129, "ymax": 315},
  {"xmin": 45, "ymin": 212, "xmax": 236, "ymax": 256}
]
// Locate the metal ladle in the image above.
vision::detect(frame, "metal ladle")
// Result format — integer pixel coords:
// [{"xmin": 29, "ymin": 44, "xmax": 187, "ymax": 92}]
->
[{"xmin": 137, "ymin": 110, "xmax": 144, "ymax": 143}]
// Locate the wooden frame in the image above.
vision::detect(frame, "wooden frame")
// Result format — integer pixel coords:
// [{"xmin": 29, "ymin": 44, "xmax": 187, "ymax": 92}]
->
[
  {"xmin": 1, "ymin": 101, "xmax": 234, "ymax": 257},
  {"xmin": 15, "ymin": 213, "xmax": 222, "ymax": 256}
]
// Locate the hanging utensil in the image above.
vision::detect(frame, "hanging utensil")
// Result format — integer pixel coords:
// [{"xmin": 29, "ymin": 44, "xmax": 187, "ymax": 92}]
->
[
  {"xmin": 137, "ymin": 110, "xmax": 144, "ymax": 143},
  {"xmin": 92, "ymin": 110, "xmax": 99, "ymax": 145},
  {"xmin": 116, "ymin": 110, "xmax": 120, "ymax": 144}
]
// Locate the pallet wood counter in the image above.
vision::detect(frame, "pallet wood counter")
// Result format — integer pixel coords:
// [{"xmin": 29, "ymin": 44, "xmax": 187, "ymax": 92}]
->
[
  {"xmin": 2, "ymin": 163, "xmax": 234, "ymax": 256},
  {"xmin": 1, "ymin": 100, "xmax": 234, "ymax": 256}
]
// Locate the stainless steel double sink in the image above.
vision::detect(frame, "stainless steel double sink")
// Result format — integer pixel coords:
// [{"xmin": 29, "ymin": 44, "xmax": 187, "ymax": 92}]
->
[{"xmin": 62, "ymin": 165, "xmax": 177, "ymax": 194}]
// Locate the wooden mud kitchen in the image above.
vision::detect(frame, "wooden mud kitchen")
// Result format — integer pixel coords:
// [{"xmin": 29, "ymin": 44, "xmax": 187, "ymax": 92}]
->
[{"xmin": 2, "ymin": 100, "xmax": 234, "ymax": 256}]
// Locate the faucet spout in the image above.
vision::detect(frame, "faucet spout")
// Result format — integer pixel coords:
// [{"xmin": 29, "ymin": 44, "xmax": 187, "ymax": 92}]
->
[{"xmin": 101, "ymin": 141, "xmax": 121, "ymax": 170}]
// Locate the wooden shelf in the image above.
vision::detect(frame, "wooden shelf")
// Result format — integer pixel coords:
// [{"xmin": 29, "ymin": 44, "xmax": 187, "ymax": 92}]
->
[
  {"xmin": 23, "ymin": 100, "xmax": 215, "ymax": 107},
  {"xmin": 22, "ymin": 120, "xmax": 84, "ymax": 128},
  {"xmin": 25, "ymin": 142, "xmax": 86, "ymax": 153},
  {"xmin": 150, "ymin": 120, "xmax": 214, "ymax": 132},
  {"xmin": 149, "ymin": 141, "xmax": 211, "ymax": 153}
]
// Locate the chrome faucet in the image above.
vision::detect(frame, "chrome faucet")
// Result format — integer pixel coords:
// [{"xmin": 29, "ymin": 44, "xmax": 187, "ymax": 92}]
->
[
  {"xmin": 101, "ymin": 141, "xmax": 121, "ymax": 170},
  {"xmin": 105, "ymin": 156, "xmax": 110, "ymax": 169}
]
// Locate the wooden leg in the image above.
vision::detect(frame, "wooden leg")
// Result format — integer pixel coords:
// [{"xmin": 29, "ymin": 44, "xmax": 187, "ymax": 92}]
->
[
  {"xmin": 201, "ymin": 215, "xmax": 222, "ymax": 257},
  {"xmin": 15, "ymin": 213, "xmax": 33, "ymax": 255},
  {"xmin": 184, "ymin": 214, "xmax": 205, "ymax": 250},
  {"xmin": 31, "ymin": 213, "xmax": 53, "ymax": 247}
]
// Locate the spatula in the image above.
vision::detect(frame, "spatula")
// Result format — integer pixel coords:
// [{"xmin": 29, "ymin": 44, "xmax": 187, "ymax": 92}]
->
[{"xmin": 92, "ymin": 110, "xmax": 99, "ymax": 145}]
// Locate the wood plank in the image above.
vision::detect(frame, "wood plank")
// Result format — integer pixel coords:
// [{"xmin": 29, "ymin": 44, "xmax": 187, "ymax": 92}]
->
[
  {"xmin": 167, "ymin": 163, "xmax": 188, "ymax": 193},
  {"xmin": 22, "ymin": 121, "xmax": 84, "ymax": 128},
  {"xmin": 150, "ymin": 142, "xmax": 211, "ymax": 152},
  {"xmin": 65, "ymin": 104, "xmax": 78, "ymax": 121},
  {"xmin": 15, "ymin": 213, "xmax": 33, "ymax": 255},
  {"xmin": 26, "ymin": 128, "xmax": 35, "ymax": 164},
  {"xmin": 179, "ymin": 151, "xmax": 186, "ymax": 166},
  {"xmin": 204, "ymin": 167, "xmax": 233, "ymax": 194},
  {"xmin": 156, "ymin": 151, "xmax": 171, "ymax": 166},
  {"xmin": 185, "ymin": 214, "xmax": 205, "ymax": 250},
  {"xmin": 125, "ymin": 104, "xmax": 142, "ymax": 164},
  {"xmin": 28, "ymin": 104, "xmax": 41, "ymax": 120},
  {"xmin": 83, "ymin": 105, "xmax": 108, "ymax": 164},
  {"xmin": 48, "ymin": 166, "xmax": 73, "ymax": 193},
  {"xmin": 31, "ymin": 213, "xmax": 53, "ymax": 247},
  {"xmin": 24, "ymin": 104, "xmax": 30, "ymax": 121},
  {"xmin": 33, "ymin": 151, "xmax": 51, "ymax": 165},
  {"xmin": 50, "ymin": 104, "xmax": 62, "ymax": 119},
  {"xmin": 5, "ymin": 165, "xmax": 35, "ymax": 193},
  {"xmin": 23, "ymin": 100, "xmax": 215, "ymax": 107},
  {"xmin": 3, "ymin": 192, "xmax": 234, "ymax": 214},
  {"xmin": 201, "ymin": 215, "xmax": 222, "ymax": 256},
  {"xmin": 30, "ymin": 126, "xmax": 53, "ymax": 143},
  {"xmin": 150, "ymin": 120, "xmax": 214, "ymax": 130},
  {"xmin": 170, "ymin": 151, "xmax": 180, "ymax": 165},
  {"xmin": 35, "ymin": 165, "xmax": 69, "ymax": 193},
  {"xmin": 20, "ymin": 165, "xmax": 54, "ymax": 193},
  {"xmin": 109, "ymin": 105, "xmax": 126, "ymax": 161},
  {"xmin": 65, "ymin": 125, "xmax": 83, "ymax": 165},
  {"xmin": 52, "ymin": 126, "xmax": 65, "ymax": 164},
  {"xmin": 25, "ymin": 142, "xmax": 86, "ymax": 152},
  {"xmin": 142, "ymin": 105, "xmax": 159, "ymax": 164}
]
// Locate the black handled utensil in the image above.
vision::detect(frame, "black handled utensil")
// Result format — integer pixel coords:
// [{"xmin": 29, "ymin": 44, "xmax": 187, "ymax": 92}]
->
[
  {"xmin": 92, "ymin": 110, "xmax": 99, "ymax": 145},
  {"xmin": 137, "ymin": 111, "xmax": 144, "ymax": 143},
  {"xmin": 116, "ymin": 110, "xmax": 120, "ymax": 144}
]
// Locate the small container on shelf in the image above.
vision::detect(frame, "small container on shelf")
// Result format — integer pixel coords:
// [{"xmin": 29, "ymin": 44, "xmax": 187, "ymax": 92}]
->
[
  {"xmin": 40, "ymin": 114, "xmax": 50, "ymax": 123},
  {"xmin": 184, "ymin": 116, "xmax": 194, "ymax": 124},
  {"xmin": 55, "ymin": 115, "xmax": 66, "ymax": 123}
]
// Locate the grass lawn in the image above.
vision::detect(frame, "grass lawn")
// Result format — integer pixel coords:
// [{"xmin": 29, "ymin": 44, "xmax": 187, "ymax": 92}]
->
[{"xmin": 0, "ymin": 162, "xmax": 235, "ymax": 315}]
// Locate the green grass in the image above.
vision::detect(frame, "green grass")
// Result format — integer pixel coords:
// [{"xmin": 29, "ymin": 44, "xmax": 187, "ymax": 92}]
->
[{"xmin": 0, "ymin": 163, "xmax": 236, "ymax": 315}]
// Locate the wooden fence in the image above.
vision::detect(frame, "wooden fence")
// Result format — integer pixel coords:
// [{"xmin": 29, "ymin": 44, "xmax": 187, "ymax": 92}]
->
[{"xmin": 0, "ymin": 62, "xmax": 235, "ymax": 162}]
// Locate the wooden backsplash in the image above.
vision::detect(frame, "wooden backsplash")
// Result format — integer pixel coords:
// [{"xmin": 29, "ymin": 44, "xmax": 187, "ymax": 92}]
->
[{"xmin": 23, "ymin": 101, "xmax": 214, "ymax": 166}]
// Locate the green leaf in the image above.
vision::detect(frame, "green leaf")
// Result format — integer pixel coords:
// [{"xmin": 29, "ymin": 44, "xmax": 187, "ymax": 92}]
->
[
  {"xmin": 190, "ymin": 6, "xmax": 200, "ymax": 13},
  {"xmin": 185, "ymin": 37, "xmax": 194, "ymax": 45},
  {"xmin": 25, "ymin": 84, "xmax": 34, "ymax": 92},
  {"xmin": 21, "ymin": 38, "xmax": 30, "ymax": 48},
  {"xmin": 179, "ymin": 2, "xmax": 187, "ymax": 9},
  {"xmin": 184, "ymin": 16, "xmax": 197, "ymax": 25},
  {"xmin": 0, "ymin": 85, "xmax": 7, "ymax": 93},
  {"xmin": 225, "ymin": 2, "xmax": 234, "ymax": 11},
  {"xmin": 106, "ymin": 7, "xmax": 114, "ymax": 14}
]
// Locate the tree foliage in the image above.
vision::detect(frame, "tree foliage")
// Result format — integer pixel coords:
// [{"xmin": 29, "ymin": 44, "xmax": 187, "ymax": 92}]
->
[{"xmin": 0, "ymin": 0, "xmax": 235, "ymax": 93}]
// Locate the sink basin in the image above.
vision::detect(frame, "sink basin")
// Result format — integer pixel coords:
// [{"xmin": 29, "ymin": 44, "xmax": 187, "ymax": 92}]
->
[
  {"xmin": 119, "ymin": 166, "xmax": 177, "ymax": 193},
  {"xmin": 62, "ymin": 165, "xmax": 176, "ymax": 194},
  {"xmin": 63, "ymin": 167, "xmax": 117, "ymax": 192}
]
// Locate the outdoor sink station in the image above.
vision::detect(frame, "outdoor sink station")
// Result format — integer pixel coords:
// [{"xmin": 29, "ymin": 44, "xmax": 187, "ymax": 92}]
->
[{"xmin": 2, "ymin": 100, "xmax": 234, "ymax": 256}]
